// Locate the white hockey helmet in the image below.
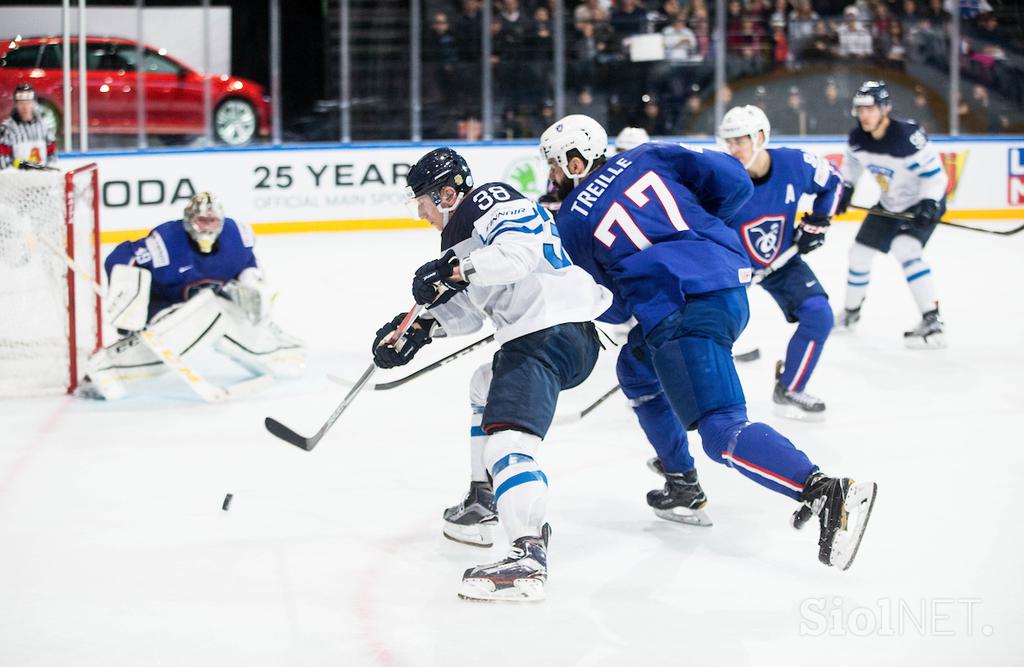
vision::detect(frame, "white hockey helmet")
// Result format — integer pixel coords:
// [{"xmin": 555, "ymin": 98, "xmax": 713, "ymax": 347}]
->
[
  {"xmin": 540, "ymin": 114, "xmax": 609, "ymax": 184},
  {"xmin": 183, "ymin": 192, "xmax": 225, "ymax": 253},
  {"xmin": 614, "ymin": 126, "xmax": 650, "ymax": 153},
  {"xmin": 718, "ymin": 105, "xmax": 771, "ymax": 169}
]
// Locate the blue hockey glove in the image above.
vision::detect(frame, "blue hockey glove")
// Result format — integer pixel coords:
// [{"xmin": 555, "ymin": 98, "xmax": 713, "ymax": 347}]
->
[
  {"xmin": 372, "ymin": 313, "xmax": 433, "ymax": 369},
  {"xmin": 412, "ymin": 249, "xmax": 468, "ymax": 306},
  {"xmin": 796, "ymin": 213, "xmax": 831, "ymax": 255},
  {"xmin": 912, "ymin": 199, "xmax": 941, "ymax": 229}
]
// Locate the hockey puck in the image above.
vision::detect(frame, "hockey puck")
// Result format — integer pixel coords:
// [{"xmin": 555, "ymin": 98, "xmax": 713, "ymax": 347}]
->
[{"xmin": 222, "ymin": 493, "xmax": 233, "ymax": 511}]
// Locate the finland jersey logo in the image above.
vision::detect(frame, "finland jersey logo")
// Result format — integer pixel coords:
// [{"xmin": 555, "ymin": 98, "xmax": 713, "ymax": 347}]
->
[{"xmin": 740, "ymin": 215, "xmax": 785, "ymax": 265}]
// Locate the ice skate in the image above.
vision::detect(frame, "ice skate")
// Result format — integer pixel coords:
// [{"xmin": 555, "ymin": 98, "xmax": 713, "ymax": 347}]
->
[
  {"xmin": 904, "ymin": 309, "xmax": 946, "ymax": 349},
  {"xmin": 646, "ymin": 458, "xmax": 712, "ymax": 526},
  {"xmin": 442, "ymin": 481, "xmax": 498, "ymax": 547},
  {"xmin": 793, "ymin": 472, "xmax": 877, "ymax": 570},
  {"xmin": 772, "ymin": 360, "xmax": 826, "ymax": 421},
  {"xmin": 773, "ymin": 382, "xmax": 826, "ymax": 421},
  {"xmin": 459, "ymin": 524, "xmax": 551, "ymax": 602},
  {"xmin": 833, "ymin": 306, "xmax": 861, "ymax": 333}
]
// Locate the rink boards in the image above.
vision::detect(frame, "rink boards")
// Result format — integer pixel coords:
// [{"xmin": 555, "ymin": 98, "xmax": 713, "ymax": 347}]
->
[{"xmin": 60, "ymin": 136, "xmax": 1024, "ymax": 243}]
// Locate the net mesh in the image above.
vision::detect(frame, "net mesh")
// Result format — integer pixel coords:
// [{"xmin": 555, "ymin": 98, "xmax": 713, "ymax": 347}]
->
[{"xmin": 0, "ymin": 167, "xmax": 100, "ymax": 396}]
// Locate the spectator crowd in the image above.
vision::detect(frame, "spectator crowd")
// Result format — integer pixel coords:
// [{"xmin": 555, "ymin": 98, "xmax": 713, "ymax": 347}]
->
[{"xmin": 420, "ymin": 0, "xmax": 1022, "ymax": 138}]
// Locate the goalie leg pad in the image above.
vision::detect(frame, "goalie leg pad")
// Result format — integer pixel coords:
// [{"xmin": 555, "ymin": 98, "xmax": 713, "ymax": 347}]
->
[
  {"xmin": 105, "ymin": 264, "xmax": 152, "ymax": 332},
  {"xmin": 213, "ymin": 298, "xmax": 306, "ymax": 377},
  {"xmin": 81, "ymin": 290, "xmax": 226, "ymax": 399}
]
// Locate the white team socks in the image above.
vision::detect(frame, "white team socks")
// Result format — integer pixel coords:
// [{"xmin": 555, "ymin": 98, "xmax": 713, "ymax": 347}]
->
[
  {"xmin": 470, "ymin": 409, "xmax": 488, "ymax": 483},
  {"xmin": 484, "ymin": 430, "xmax": 547, "ymax": 541},
  {"xmin": 844, "ymin": 242, "xmax": 876, "ymax": 311},
  {"xmin": 891, "ymin": 235, "xmax": 938, "ymax": 314}
]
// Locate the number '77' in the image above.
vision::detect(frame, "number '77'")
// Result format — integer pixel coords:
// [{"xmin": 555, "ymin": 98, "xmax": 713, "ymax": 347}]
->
[{"xmin": 594, "ymin": 171, "xmax": 689, "ymax": 250}]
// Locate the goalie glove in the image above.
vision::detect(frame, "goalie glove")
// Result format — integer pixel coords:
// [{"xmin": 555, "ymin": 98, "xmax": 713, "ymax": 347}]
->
[
  {"xmin": 105, "ymin": 264, "xmax": 152, "ymax": 332},
  {"xmin": 222, "ymin": 267, "xmax": 278, "ymax": 324},
  {"xmin": 372, "ymin": 313, "xmax": 435, "ymax": 369},
  {"xmin": 795, "ymin": 213, "xmax": 831, "ymax": 255},
  {"xmin": 412, "ymin": 249, "xmax": 469, "ymax": 307}
]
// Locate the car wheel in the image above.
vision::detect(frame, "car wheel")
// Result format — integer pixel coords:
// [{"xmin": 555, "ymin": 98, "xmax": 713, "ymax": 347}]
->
[
  {"xmin": 214, "ymin": 98, "xmax": 257, "ymax": 145},
  {"xmin": 36, "ymin": 100, "xmax": 62, "ymax": 145}
]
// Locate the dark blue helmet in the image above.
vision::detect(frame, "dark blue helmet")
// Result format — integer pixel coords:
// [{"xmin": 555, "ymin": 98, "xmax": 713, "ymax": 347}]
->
[
  {"xmin": 405, "ymin": 148, "xmax": 474, "ymax": 206},
  {"xmin": 851, "ymin": 80, "xmax": 892, "ymax": 116}
]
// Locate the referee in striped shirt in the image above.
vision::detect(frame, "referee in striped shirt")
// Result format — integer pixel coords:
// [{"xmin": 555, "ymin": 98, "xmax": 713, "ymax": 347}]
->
[{"xmin": 1, "ymin": 84, "xmax": 57, "ymax": 170}]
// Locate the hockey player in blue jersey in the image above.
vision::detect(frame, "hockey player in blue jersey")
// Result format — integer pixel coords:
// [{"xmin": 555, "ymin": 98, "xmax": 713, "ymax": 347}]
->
[
  {"xmin": 540, "ymin": 114, "xmax": 877, "ymax": 570},
  {"xmin": 718, "ymin": 105, "xmax": 842, "ymax": 420},
  {"xmin": 370, "ymin": 148, "xmax": 611, "ymax": 601},
  {"xmin": 78, "ymin": 192, "xmax": 304, "ymax": 399},
  {"xmin": 834, "ymin": 81, "xmax": 949, "ymax": 348}
]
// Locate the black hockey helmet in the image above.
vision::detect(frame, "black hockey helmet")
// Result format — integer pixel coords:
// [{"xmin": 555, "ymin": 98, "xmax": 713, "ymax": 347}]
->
[
  {"xmin": 851, "ymin": 80, "xmax": 891, "ymax": 116},
  {"xmin": 405, "ymin": 148, "xmax": 474, "ymax": 206},
  {"xmin": 13, "ymin": 83, "xmax": 36, "ymax": 102}
]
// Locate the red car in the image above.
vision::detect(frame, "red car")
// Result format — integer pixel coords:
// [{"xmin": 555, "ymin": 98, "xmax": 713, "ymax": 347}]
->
[{"xmin": 0, "ymin": 36, "xmax": 270, "ymax": 145}]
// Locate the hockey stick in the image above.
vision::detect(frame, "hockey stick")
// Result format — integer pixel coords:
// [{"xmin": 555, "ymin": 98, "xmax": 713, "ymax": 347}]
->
[
  {"xmin": 30, "ymin": 232, "xmax": 272, "ymax": 402},
  {"xmin": 751, "ymin": 245, "xmax": 799, "ymax": 285},
  {"xmin": 854, "ymin": 205, "xmax": 1024, "ymax": 236},
  {"xmin": 326, "ymin": 333, "xmax": 495, "ymax": 391},
  {"xmin": 555, "ymin": 384, "xmax": 622, "ymax": 424},
  {"xmin": 264, "ymin": 303, "xmax": 425, "ymax": 451}
]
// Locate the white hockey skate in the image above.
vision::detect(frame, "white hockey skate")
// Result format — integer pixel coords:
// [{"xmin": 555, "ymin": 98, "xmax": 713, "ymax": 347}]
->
[
  {"xmin": 904, "ymin": 309, "xmax": 946, "ymax": 349},
  {"xmin": 793, "ymin": 473, "xmax": 878, "ymax": 571},
  {"xmin": 442, "ymin": 481, "xmax": 499, "ymax": 548},
  {"xmin": 459, "ymin": 524, "xmax": 551, "ymax": 602},
  {"xmin": 832, "ymin": 306, "xmax": 861, "ymax": 333},
  {"xmin": 646, "ymin": 458, "xmax": 712, "ymax": 526}
]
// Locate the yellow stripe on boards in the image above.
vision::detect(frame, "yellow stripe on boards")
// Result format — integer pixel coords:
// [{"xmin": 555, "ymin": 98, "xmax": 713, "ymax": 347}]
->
[{"xmin": 97, "ymin": 211, "xmax": 1022, "ymax": 245}]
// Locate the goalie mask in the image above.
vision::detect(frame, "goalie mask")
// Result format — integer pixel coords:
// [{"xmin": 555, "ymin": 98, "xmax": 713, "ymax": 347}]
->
[
  {"xmin": 183, "ymin": 192, "xmax": 225, "ymax": 253},
  {"xmin": 718, "ymin": 105, "xmax": 771, "ymax": 170},
  {"xmin": 405, "ymin": 148, "xmax": 474, "ymax": 229}
]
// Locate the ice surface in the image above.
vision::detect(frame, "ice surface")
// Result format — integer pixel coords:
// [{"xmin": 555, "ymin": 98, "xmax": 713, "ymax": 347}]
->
[{"xmin": 1, "ymin": 222, "xmax": 1021, "ymax": 666}]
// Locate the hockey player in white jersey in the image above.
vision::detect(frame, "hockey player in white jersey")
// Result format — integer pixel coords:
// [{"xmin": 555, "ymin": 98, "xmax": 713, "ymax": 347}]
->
[
  {"xmin": 834, "ymin": 81, "xmax": 949, "ymax": 348},
  {"xmin": 371, "ymin": 148, "xmax": 611, "ymax": 601}
]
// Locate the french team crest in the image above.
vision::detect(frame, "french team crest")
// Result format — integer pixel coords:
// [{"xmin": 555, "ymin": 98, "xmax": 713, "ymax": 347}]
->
[{"xmin": 740, "ymin": 215, "xmax": 785, "ymax": 266}]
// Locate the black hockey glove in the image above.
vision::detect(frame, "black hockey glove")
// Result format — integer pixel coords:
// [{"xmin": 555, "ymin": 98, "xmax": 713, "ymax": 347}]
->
[
  {"xmin": 796, "ymin": 213, "xmax": 831, "ymax": 255},
  {"xmin": 912, "ymin": 199, "xmax": 942, "ymax": 229},
  {"xmin": 835, "ymin": 181, "xmax": 855, "ymax": 215},
  {"xmin": 412, "ymin": 249, "xmax": 469, "ymax": 307},
  {"xmin": 371, "ymin": 313, "xmax": 433, "ymax": 369},
  {"xmin": 538, "ymin": 192, "xmax": 562, "ymax": 215}
]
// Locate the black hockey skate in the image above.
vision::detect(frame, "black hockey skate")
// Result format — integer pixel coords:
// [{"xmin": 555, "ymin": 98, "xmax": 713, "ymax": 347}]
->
[
  {"xmin": 442, "ymin": 481, "xmax": 499, "ymax": 548},
  {"xmin": 772, "ymin": 360, "xmax": 826, "ymax": 421},
  {"xmin": 792, "ymin": 472, "xmax": 877, "ymax": 570},
  {"xmin": 904, "ymin": 308, "xmax": 946, "ymax": 349},
  {"xmin": 459, "ymin": 523, "xmax": 551, "ymax": 602},
  {"xmin": 833, "ymin": 306, "xmax": 861, "ymax": 333},
  {"xmin": 646, "ymin": 458, "xmax": 712, "ymax": 526}
]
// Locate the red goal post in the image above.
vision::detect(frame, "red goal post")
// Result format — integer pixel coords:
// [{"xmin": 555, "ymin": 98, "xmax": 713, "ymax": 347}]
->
[{"xmin": 0, "ymin": 162, "xmax": 103, "ymax": 396}]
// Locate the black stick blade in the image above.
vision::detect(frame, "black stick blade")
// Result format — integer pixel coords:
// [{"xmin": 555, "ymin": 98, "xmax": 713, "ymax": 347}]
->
[
  {"xmin": 734, "ymin": 348, "xmax": 761, "ymax": 362},
  {"xmin": 264, "ymin": 416, "xmax": 319, "ymax": 451}
]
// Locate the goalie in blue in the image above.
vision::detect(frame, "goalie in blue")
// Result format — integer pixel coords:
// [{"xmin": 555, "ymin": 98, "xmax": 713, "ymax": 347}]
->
[
  {"xmin": 77, "ymin": 192, "xmax": 304, "ymax": 400},
  {"xmin": 540, "ymin": 114, "xmax": 877, "ymax": 571},
  {"xmin": 718, "ymin": 105, "xmax": 843, "ymax": 421}
]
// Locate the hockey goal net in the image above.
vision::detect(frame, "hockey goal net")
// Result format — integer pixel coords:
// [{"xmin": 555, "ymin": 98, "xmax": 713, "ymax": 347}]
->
[{"xmin": 0, "ymin": 164, "xmax": 102, "ymax": 396}]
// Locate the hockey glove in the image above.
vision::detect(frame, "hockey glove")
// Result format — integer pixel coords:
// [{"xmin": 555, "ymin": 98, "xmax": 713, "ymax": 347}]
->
[
  {"xmin": 796, "ymin": 213, "xmax": 831, "ymax": 255},
  {"xmin": 912, "ymin": 199, "xmax": 941, "ymax": 229},
  {"xmin": 835, "ymin": 181, "xmax": 855, "ymax": 215},
  {"xmin": 372, "ymin": 313, "xmax": 434, "ymax": 369},
  {"xmin": 412, "ymin": 249, "xmax": 468, "ymax": 307}
]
